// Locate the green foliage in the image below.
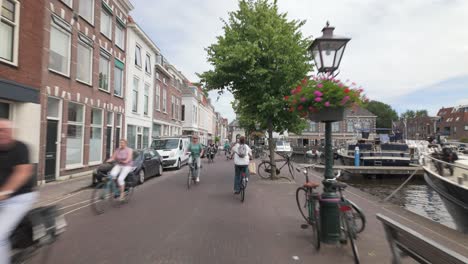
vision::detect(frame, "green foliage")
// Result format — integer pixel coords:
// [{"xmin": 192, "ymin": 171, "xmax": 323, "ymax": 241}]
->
[
  {"xmin": 286, "ymin": 76, "xmax": 366, "ymax": 116},
  {"xmin": 364, "ymin": 100, "xmax": 398, "ymax": 129},
  {"xmin": 214, "ymin": 136, "xmax": 220, "ymax": 143},
  {"xmin": 400, "ymin": 109, "xmax": 429, "ymax": 119},
  {"xmin": 199, "ymin": 0, "xmax": 311, "ymax": 135}
]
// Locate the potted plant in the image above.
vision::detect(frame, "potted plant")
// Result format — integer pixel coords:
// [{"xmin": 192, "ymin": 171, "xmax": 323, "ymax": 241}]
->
[{"xmin": 285, "ymin": 75, "xmax": 367, "ymax": 122}]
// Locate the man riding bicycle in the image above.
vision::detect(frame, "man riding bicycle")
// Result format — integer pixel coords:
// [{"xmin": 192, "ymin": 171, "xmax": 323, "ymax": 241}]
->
[
  {"xmin": 0, "ymin": 119, "xmax": 38, "ymax": 264},
  {"xmin": 231, "ymin": 136, "xmax": 252, "ymax": 194},
  {"xmin": 207, "ymin": 141, "xmax": 217, "ymax": 161},
  {"xmin": 187, "ymin": 136, "xmax": 204, "ymax": 182},
  {"xmin": 107, "ymin": 139, "xmax": 133, "ymax": 201},
  {"xmin": 224, "ymin": 140, "xmax": 231, "ymax": 155}
]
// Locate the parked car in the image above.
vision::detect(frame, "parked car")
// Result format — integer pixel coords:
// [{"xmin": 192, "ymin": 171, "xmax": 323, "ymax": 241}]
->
[
  {"xmin": 151, "ymin": 137, "xmax": 190, "ymax": 169},
  {"xmin": 92, "ymin": 149, "xmax": 163, "ymax": 186}
]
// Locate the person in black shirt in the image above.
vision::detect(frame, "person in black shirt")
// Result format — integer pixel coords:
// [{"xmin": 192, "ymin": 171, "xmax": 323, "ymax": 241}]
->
[{"xmin": 0, "ymin": 119, "xmax": 38, "ymax": 263}]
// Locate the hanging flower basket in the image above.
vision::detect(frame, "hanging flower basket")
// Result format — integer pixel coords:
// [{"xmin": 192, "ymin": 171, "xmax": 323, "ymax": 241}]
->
[{"xmin": 285, "ymin": 74, "xmax": 367, "ymax": 122}]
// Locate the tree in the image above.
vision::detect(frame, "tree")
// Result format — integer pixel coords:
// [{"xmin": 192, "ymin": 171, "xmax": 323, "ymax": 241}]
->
[
  {"xmin": 364, "ymin": 100, "xmax": 398, "ymax": 130},
  {"xmin": 415, "ymin": 110, "xmax": 428, "ymax": 117},
  {"xmin": 400, "ymin": 110, "xmax": 415, "ymax": 120},
  {"xmin": 199, "ymin": 0, "xmax": 310, "ymax": 179}
]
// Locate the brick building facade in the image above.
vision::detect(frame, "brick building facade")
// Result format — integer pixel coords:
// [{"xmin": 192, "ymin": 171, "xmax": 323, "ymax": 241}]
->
[{"xmin": 437, "ymin": 105, "xmax": 468, "ymax": 140}]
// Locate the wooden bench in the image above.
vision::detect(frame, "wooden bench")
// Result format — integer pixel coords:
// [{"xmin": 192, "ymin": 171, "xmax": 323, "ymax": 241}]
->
[{"xmin": 376, "ymin": 214, "xmax": 468, "ymax": 264}]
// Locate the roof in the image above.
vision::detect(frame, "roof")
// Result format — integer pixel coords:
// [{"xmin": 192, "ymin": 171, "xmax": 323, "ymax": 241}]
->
[{"xmin": 345, "ymin": 106, "xmax": 377, "ymax": 117}]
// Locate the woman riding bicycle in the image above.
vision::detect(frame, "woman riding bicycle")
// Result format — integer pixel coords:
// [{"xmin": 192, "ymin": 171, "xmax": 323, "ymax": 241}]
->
[
  {"xmin": 187, "ymin": 136, "xmax": 204, "ymax": 182},
  {"xmin": 231, "ymin": 136, "xmax": 252, "ymax": 194},
  {"xmin": 107, "ymin": 139, "xmax": 133, "ymax": 201}
]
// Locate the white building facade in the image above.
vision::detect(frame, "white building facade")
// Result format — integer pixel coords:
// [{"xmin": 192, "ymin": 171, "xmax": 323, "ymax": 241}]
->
[{"xmin": 125, "ymin": 22, "xmax": 159, "ymax": 149}]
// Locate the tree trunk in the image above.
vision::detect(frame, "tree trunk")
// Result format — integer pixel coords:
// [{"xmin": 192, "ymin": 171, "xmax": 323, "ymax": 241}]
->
[{"xmin": 267, "ymin": 121, "xmax": 277, "ymax": 180}]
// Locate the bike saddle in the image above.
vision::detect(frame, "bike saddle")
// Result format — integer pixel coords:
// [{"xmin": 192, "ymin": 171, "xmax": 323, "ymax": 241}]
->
[{"xmin": 303, "ymin": 182, "xmax": 320, "ymax": 188}]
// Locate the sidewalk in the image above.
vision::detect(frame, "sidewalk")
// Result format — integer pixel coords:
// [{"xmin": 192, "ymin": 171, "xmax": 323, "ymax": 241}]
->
[{"xmin": 35, "ymin": 173, "xmax": 93, "ymax": 205}]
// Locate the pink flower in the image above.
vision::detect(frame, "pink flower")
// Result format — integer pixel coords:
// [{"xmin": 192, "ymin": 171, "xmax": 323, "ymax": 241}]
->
[
  {"xmin": 340, "ymin": 95, "xmax": 350, "ymax": 105},
  {"xmin": 317, "ymin": 83, "xmax": 324, "ymax": 89},
  {"xmin": 338, "ymin": 83, "xmax": 344, "ymax": 88},
  {"xmin": 359, "ymin": 88, "xmax": 364, "ymax": 92},
  {"xmin": 308, "ymin": 106, "xmax": 314, "ymax": 111},
  {"xmin": 301, "ymin": 78, "xmax": 308, "ymax": 85},
  {"xmin": 291, "ymin": 89, "xmax": 297, "ymax": 95},
  {"xmin": 344, "ymin": 88, "xmax": 350, "ymax": 94},
  {"xmin": 325, "ymin": 101, "xmax": 330, "ymax": 107},
  {"xmin": 300, "ymin": 97, "xmax": 306, "ymax": 102},
  {"xmin": 315, "ymin": 97, "xmax": 323, "ymax": 102},
  {"xmin": 314, "ymin": 90, "xmax": 323, "ymax": 97},
  {"xmin": 297, "ymin": 105, "xmax": 304, "ymax": 110},
  {"xmin": 352, "ymin": 82, "xmax": 356, "ymax": 86}
]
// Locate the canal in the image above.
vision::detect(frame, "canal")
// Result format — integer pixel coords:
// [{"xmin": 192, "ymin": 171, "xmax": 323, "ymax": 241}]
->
[{"xmin": 290, "ymin": 154, "xmax": 457, "ymax": 230}]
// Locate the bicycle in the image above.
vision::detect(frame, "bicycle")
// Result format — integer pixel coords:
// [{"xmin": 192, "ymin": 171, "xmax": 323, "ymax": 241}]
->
[
  {"xmin": 295, "ymin": 166, "xmax": 366, "ymax": 263},
  {"xmin": 237, "ymin": 166, "xmax": 249, "ymax": 203},
  {"xmin": 225, "ymin": 148, "xmax": 232, "ymax": 160},
  {"xmin": 91, "ymin": 170, "xmax": 136, "ymax": 214},
  {"xmin": 207, "ymin": 149, "xmax": 215, "ymax": 163},
  {"xmin": 258, "ymin": 153, "xmax": 295, "ymax": 180},
  {"xmin": 187, "ymin": 156, "xmax": 199, "ymax": 189}
]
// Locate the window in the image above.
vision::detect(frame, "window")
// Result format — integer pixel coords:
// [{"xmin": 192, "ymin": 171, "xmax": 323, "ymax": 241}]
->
[
  {"xmin": 171, "ymin": 96, "xmax": 175, "ymax": 118},
  {"xmin": 464, "ymin": 125, "xmax": 468, "ymax": 131},
  {"xmin": 76, "ymin": 40, "xmax": 93, "ymax": 84},
  {"xmin": 332, "ymin": 122, "xmax": 340, "ymax": 132},
  {"xmin": 155, "ymin": 72, "xmax": 160, "ymax": 80},
  {"xmin": 66, "ymin": 103, "xmax": 84, "ymax": 166},
  {"xmin": 0, "ymin": 101, "xmax": 10, "ymax": 119},
  {"xmin": 90, "ymin": 108, "xmax": 103, "ymax": 163},
  {"xmin": 143, "ymin": 127, "xmax": 149, "ymax": 148},
  {"xmin": 61, "ymin": 0, "xmax": 72, "ymax": 8},
  {"xmin": 132, "ymin": 77, "xmax": 139, "ymax": 112},
  {"xmin": 0, "ymin": 0, "xmax": 19, "ymax": 64},
  {"xmin": 98, "ymin": 53, "xmax": 110, "ymax": 91},
  {"xmin": 144, "ymin": 83, "xmax": 149, "ymax": 115},
  {"xmin": 127, "ymin": 125, "xmax": 136, "ymax": 149},
  {"xmin": 181, "ymin": 105, "xmax": 185, "ymax": 121},
  {"xmin": 309, "ymin": 122, "xmax": 318, "ymax": 132},
  {"xmin": 145, "ymin": 53, "xmax": 151, "ymax": 74},
  {"xmin": 347, "ymin": 121, "xmax": 354, "ymax": 132},
  {"xmin": 100, "ymin": 9, "xmax": 112, "ymax": 39},
  {"xmin": 152, "ymin": 123, "xmax": 161, "ymax": 138},
  {"xmin": 47, "ymin": 97, "xmax": 60, "ymax": 118},
  {"xmin": 49, "ymin": 21, "xmax": 71, "ymax": 75},
  {"xmin": 135, "ymin": 45, "xmax": 141, "ymax": 67},
  {"xmin": 114, "ymin": 59, "xmax": 124, "ymax": 96},
  {"xmin": 175, "ymin": 99, "xmax": 179, "ymax": 120},
  {"xmin": 155, "ymin": 84, "xmax": 160, "ymax": 110},
  {"xmin": 115, "ymin": 24, "xmax": 124, "ymax": 49},
  {"xmin": 162, "ymin": 89, "xmax": 167, "ymax": 112},
  {"xmin": 79, "ymin": 0, "xmax": 94, "ymax": 24},
  {"xmin": 163, "ymin": 77, "xmax": 166, "ymax": 84},
  {"xmin": 107, "ymin": 111, "xmax": 113, "ymax": 126}
]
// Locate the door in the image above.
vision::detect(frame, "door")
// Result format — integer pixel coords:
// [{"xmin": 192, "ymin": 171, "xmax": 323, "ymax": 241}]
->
[
  {"xmin": 115, "ymin": 127, "xmax": 121, "ymax": 149},
  {"xmin": 45, "ymin": 120, "xmax": 58, "ymax": 182},
  {"xmin": 106, "ymin": 127, "xmax": 112, "ymax": 159},
  {"xmin": 137, "ymin": 134, "xmax": 143, "ymax": 149}
]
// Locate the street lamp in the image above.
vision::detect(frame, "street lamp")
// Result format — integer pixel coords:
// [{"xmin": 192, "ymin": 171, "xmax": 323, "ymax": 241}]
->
[
  {"xmin": 308, "ymin": 22, "xmax": 351, "ymax": 244},
  {"xmin": 310, "ymin": 21, "xmax": 351, "ymax": 74}
]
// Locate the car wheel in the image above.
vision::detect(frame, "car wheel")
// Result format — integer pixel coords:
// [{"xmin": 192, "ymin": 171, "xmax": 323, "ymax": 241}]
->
[
  {"xmin": 158, "ymin": 164, "xmax": 163, "ymax": 176},
  {"xmin": 138, "ymin": 170, "xmax": 145, "ymax": 184},
  {"xmin": 177, "ymin": 159, "xmax": 181, "ymax": 170}
]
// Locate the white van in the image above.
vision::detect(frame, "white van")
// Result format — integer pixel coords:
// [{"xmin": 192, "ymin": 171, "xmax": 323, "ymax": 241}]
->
[{"xmin": 151, "ymin": 137, "xmax": 190, "ymax": 169}]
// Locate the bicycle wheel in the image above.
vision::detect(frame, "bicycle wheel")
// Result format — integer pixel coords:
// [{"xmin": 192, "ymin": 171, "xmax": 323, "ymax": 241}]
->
[
  {"xmin": 296, "ymin": 187, "xmax": 309, "ymax": 222},
  {"xmin": 350, "ymin": 201, "xmax": 366, "ymax": 233},
  {"xmin": 344, "ymin": 212, "xmax": 360, "ymax": 264},
  {"xmin": 92, "ymin": 182, "xmax": 111, "ymax": 214},
  {"xmin": 258, "ymin": 161, "xmax": 272, "ymax": 179},
  {"xmin": 310, "ymin": 197, "xmax": 321, "ymax": 250},
  {"xmin": 240, "ymin": 179, "xmax": 246, "ymax": 203},
  {"xmin": 187, "ymin": 169, "xmax": 192, "ymax": 190}
]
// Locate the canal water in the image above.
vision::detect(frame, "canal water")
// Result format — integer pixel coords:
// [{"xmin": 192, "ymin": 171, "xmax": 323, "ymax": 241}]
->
[{"xmin": 290, "ymin": 154, "xmax": 456, "ymax": 230}]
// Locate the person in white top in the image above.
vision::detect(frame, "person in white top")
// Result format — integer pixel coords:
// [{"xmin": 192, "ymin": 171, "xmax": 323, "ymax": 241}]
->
[{"xmin": 231, "ymin": 136, "xmax": 252, "ymax": 194}]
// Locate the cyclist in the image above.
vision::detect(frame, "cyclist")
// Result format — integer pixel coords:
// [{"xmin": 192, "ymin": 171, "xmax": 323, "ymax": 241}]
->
[
  {"xmin": 231, "ymin": 136, "xmax": 252, "ymax": 194},
  {"xmin": 107, "ymin": 139, "xmax": 133, "ymax": 201},
  {"xmin": 207, "ymin": 141, "xmax": 217, "ymax": 161},
  {"xmin": 187, "ymin": 136, "xmax": 204, "ymax": 182},
  {"xmin": 224, "ymin": 140, "xmax": 231, "ymax": 156},
  {"xmin": 0, "ymin": 119, "xmax": 38, "ymax": 263}
]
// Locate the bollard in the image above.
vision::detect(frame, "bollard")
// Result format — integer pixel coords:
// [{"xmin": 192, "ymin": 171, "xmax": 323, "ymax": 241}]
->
[{"xmin": 457, "ymin": 176, "xmax": 464, "ymax": 185}]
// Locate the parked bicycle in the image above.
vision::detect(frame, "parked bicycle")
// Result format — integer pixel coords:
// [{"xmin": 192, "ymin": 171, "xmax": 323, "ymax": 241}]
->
[
  {"xmin": 187, "ymin": 156, "xmax": 199, "ymax": 189},
  {"xmin": 91, "ymin": 172, "xmax": 136, "ymax": 214},
  {"xmin": 295, "ymin": 165, "xmax": 366, "ymax": 263},
  {"xmin": 258, "ymin": 153, "xmax": 295, "ymax": 180},
  {"xmin": 10, "ymin": 205, "xmax": 67, "ymax": 263}
]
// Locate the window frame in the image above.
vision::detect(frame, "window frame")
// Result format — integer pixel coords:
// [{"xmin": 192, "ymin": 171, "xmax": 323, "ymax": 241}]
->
[
  {"xmin": 48, "ymin": 16, "xmax": 72, "ymax": 77},
  {"xmin": 66, "ymin": 102, "xmax": 85, "ymax": 169},
  {"xmin": 162, "ymin": 88, "xmax": 167, "ymax": 113},
  {"xmin": 76, "ymin": 36, "xmax": 93, "ymax": 85},
  {"xmin": 0, "ymin": 0, "xmax": 20, "ymax": 66},
  {"xmin": 132, "ymin": 77, "xmax": 139, "ymax": 113},
  {"xmin": 115, "ymin": 22, "xmax": 125, "ymax": 50},
  {"xmin": 78, "ymin": 0, "xmax": 94, "ymax": 25},
  {"xmin": 100, "ymin": 7, "xmax": 112, "ymax": 40},
  {"xmin": 98, "ymin": 50, "xmax": 110, "ymax": 92},
  {"xmin": 145, "ymin": 53, "xmax": 151, "ymax": 75},
  {"xmin": 155, "ymin": 84, "xmax": 160, "ymax": 111},
  {"xmin": 114, "ymin": 58, "xmax": 124, "ymax": 97},
  {"xmin": 135, "ymin": 44, "xmax": 142, "ymax": 68},
  {"xmin": 89, "ymin": 108, "xmax": 103, "ymax": 165},
  {"xmin": 171, "ymin": 95, "xmax": 175, "ymax": 119},
  {"xmin": 60, "ymin": 0, "xmax": 73, "ymax": 8},
  {"xmin": 144, "ymin": 83, "xmax": 150, "ymax": 116}
]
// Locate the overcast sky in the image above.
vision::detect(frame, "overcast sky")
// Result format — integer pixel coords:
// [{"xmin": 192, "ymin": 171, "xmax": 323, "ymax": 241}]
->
[{"xmin": 131, "ymin": 0, "xmax": 468, "ymax": 122}]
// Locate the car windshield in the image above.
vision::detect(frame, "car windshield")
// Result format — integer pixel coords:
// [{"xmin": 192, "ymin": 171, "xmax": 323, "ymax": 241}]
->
[
  {"xmin": 277, "ymin": 141, "xmax": 284, "ymax": 146},
  {"xmin": 152, "ymin": 139, "xmax": 179, "ymax": 150}
]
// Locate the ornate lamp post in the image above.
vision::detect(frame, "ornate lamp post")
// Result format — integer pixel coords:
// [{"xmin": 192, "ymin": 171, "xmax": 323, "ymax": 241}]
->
[{"xmin": 308, "ymin": 22, "xmax": 351, "ymax": 243}]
